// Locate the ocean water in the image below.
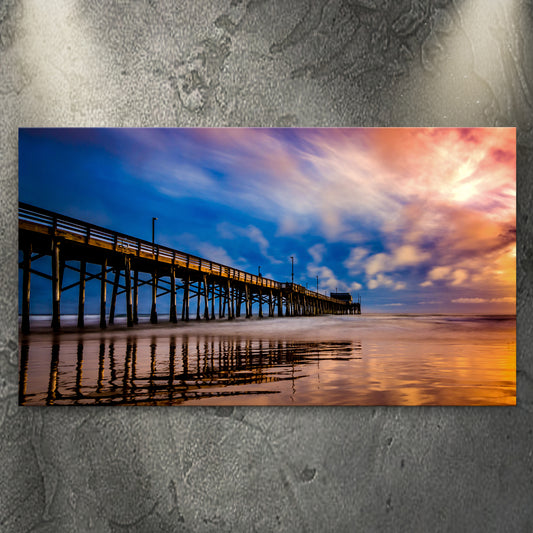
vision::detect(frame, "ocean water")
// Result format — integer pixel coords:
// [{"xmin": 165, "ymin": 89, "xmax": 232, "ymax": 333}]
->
[{"xmin": 19, "ymin": 314, "xmax": 516, "ymax": 406}]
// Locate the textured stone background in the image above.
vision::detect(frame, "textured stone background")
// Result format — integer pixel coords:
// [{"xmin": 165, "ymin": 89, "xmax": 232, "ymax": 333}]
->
[{"xmin": 1, "ymin": 1, "xmax": 532, "ymax": 531}]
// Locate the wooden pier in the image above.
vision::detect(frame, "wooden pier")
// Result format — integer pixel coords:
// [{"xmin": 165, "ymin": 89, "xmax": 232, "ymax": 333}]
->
[{"xmin": 18, "ymin": 203, "xmax": 361, "ymax": 333}]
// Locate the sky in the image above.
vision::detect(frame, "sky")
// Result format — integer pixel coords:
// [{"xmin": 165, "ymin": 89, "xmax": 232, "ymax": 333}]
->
[{"xmin": 19, "ymin": 127, "xmax": 516, "ymax": 314}]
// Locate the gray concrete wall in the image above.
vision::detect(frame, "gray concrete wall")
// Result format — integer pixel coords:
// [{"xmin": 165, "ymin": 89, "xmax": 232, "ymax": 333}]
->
[{"xmin": 1, "ymin": 1, "xmax": 532, "ymax": 531}]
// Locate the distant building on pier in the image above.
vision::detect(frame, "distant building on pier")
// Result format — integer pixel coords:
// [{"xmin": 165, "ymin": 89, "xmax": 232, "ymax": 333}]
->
[
  {"xmin": 330, "ymin": 292, "xmax": 361, "ymax": 314},
  {"xmin": 330, "ymin": 292, "xmax": 352, "ymax": 303}
]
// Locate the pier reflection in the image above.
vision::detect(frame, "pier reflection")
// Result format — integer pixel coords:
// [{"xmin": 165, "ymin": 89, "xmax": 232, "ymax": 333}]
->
[{"xmin": 19, "ymin": 336, "xmax": 362, "ymax": 405}]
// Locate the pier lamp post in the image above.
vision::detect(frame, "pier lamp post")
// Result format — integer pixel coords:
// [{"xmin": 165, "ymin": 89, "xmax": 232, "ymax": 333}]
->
[
  {"xmin": 290, "ymin": 256, "xmax": 294, "ymax": 284},
  {"xmin": 316, "ymin": 275, "xmax": 318, "ymax": 293},
  {"xmin": 152, "ymin": 217, "xmax": 158, "ymax": 246},
  {"xmin": 258, "ymin": 265, "xmax": 261, "ymax": 277}
]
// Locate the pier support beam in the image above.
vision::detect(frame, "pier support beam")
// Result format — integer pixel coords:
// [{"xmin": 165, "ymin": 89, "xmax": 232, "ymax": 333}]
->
[
  {"xmin": 133, "ymin": 268, "xmax": 139, "ymax": 324},
  {"xmin": 150, "ymin": 271, "xmax": 158, "ymax": 324},
  {"xmin": 196, "ymin": 280, "xmax": 201, "ymax": 320},
  {"xmin": 203, "ymin": 275, "xmax": 210, "ymax": 320},
  {"xmin": 239, "ymin": 289, "xmax": 244, "ymax": 317},
  {"xmin": 21, "ymin": 245, "xmax": 31, "ymax": 334},
  {"xmin": 227, "ymin": 280, "xmax": 234, "ymax": 320},
  {"xmin": 100, "ymin": 259, "xmax": 107, "ymax": 328},
  {"xmin": 51, "ymin": 239, "xmax": 61, "ymax": 331},
  {"xmin": 220, "ymin": 283, "xmax": 226, "ymax": 318},
  {"xmin": 109, "ymin": 266, "xmax": 120, "ymax": 325},
  {"xmin": 170, "ymin": 267, "xmax": 177, "ymax": 323},
  {"xmin": 182, "ymin": 275, "xmax": 190, "ymax": 321},
  {"xmin": 231, "ymin": 283, "xmax": 235, "ymax": 319},
  {"xmin": 211, "ymin": 282, "xmax": 215, "ymax": 320},
  {"xmin": 77, "ymin": 260, "xmax": 86, "ymax": 328},
  {"xmin": 245, "ymin": 285, "xmax": 251, "ymax": 318},
  {"xmin": 235, "ymin": 289, "xmax": 242, "ymax": 318},
  {"xmin": 125, "ymin": 257, "xmax": 133, "ymax": 327},
  {"xmin": 258, "ymin": 288, "xmax": 263, "ymax": 318}
]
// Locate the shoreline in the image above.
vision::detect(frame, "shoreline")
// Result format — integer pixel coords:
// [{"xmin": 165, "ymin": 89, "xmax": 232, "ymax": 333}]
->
[{"xmin": 18, "ymin": 313, "xmax": 517, "ymax": 344}]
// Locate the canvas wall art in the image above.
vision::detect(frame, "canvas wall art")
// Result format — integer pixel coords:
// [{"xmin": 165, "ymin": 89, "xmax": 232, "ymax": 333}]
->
[{"xmin": 18, "ymin": 127, "xmax": 516, "ymax": 405}]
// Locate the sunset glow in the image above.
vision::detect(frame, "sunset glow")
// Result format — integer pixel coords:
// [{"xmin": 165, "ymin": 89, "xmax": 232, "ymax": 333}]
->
[{"xmin": 19, "ymin": 127, "xmax": 516, "ymax": 314}]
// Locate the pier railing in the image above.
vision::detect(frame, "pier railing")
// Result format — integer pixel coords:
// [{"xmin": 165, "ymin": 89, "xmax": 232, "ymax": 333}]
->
[{"xmin": 19, "ymin": 203, "xmax": 334, "ymax": 300}]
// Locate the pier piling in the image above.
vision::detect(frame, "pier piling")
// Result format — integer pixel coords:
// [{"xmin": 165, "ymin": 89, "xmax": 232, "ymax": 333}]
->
[
  {"xmin": 150, "ymin": 271, "xmax": 158, "ymax": 324},
  {"xmin": 100, "ymin": 260, "xmax": 107, "ymax": 328},
  {"xmin": 77, "ymin": 260, "xmax": 86, "ymax": 328},
  {"xmin": 51, "ymin": 239, "xmax": 61, "ymax": 331},
  {"xmin": 109, "ymin": 267, "xmax": 120, "ymax": 325}
]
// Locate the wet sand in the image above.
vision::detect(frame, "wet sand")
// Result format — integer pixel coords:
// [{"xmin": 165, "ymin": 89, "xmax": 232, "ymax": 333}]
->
[{"xmin": 19, "ymin": 314, "xmax": 516, "ymax": 406}]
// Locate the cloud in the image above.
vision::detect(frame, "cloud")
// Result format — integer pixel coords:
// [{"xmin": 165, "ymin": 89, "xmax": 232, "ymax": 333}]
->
[
  {"xmin": 150, "ymin": 163, "xmax": 216, "ymax": 198},
  {"xmin": 307, "ymin": 264, "xmax": 345, "ymax": 293},
  {"xmin": 423, "ymin": 267, "xmax": 469, "ymax": 287},
  {"xmin": 365, "ymin": 253, "xmax": 389, "ymax": 277},
  {"xmin": 452, "ymin": 296, "xmax": 516, "ymax": 304},
  {"xmin": 349, "ymin": 281, "xmax": 363, "ymax": 291},
  {"xmin": 368, "ymin": 273, "xmax": 395, "ymax": 290},
  {"xmin": 363, "ymin": 245, "xmax": 431, "ymax": 278},
  {"xmin": 343, "ymin": 247, "xmax": 370, "ymax": 273},
  {"xmin": 116, "ymin": 128, "xmax": 514, "ymax": 260},
  {"xmin": 393, "ymin": 245, "xmax": 431, "ymax": 266},
  {"xmin": 362, "ymin": 128, "xmax": 515, "ymax": 308},
  {"xmin": 308, "ymin": 243, "xmax": 326, "ymax": 264},
  {"xmin": 194, "ymin": 243, "xmax": 245, "ymax": 269},
  {"xmin": 217, "ymin": 222, "xmax": 282, "ymax": 265},
  {"xmin": 216, "ymin": 222, "xmax": 236, "ymax": 240},
  {"xmin": 428, "ymin": 266, "xmax": 453, "ymax": 280},
  {"xmin": 306, "ymin": 242, "xmax": 362, "ymax": 294},
  {"xmin": 370, "ymin": 128, "xmax": 515, "ymax": 213},
  {"xmin": 451, "ymin": 269, "xmax": 468, "ymax": 286},
  {"xmin": 245, "ymin": 225, "xmax": 283, "ymax": 264},
  {"xmin": 368, "ymin": 276, "xmax": 406, "ymax": 291},
  {"xmin": 452, "ymin": 297, "xmax": 486, "ymax": 304}
]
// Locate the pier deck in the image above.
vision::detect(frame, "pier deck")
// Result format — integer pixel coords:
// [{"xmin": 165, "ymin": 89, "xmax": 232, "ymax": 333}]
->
[{"xmin": 19, "ymin": 203, "xmax": 361, "ymax": 332}]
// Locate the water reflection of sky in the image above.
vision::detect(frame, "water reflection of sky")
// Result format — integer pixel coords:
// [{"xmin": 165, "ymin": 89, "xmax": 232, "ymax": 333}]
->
[
  {"xmin": 19, "ymin": 315, "xmax": 515, "ymax": 406},
  {"xmin": 20, "ymin": 337, "xmax": 363, "ymax": 406}
]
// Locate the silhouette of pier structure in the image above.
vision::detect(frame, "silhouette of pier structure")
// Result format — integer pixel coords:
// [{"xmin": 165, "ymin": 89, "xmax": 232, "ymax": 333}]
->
[{"xmin": 19, "ymin": 203, "xmax": 361, "ymax": 333}]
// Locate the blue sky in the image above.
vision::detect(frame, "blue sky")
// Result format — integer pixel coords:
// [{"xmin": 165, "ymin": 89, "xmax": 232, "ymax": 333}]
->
[{"xmin": 19, "ymin": 127, "xmax": 516, "ymax": 314}]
